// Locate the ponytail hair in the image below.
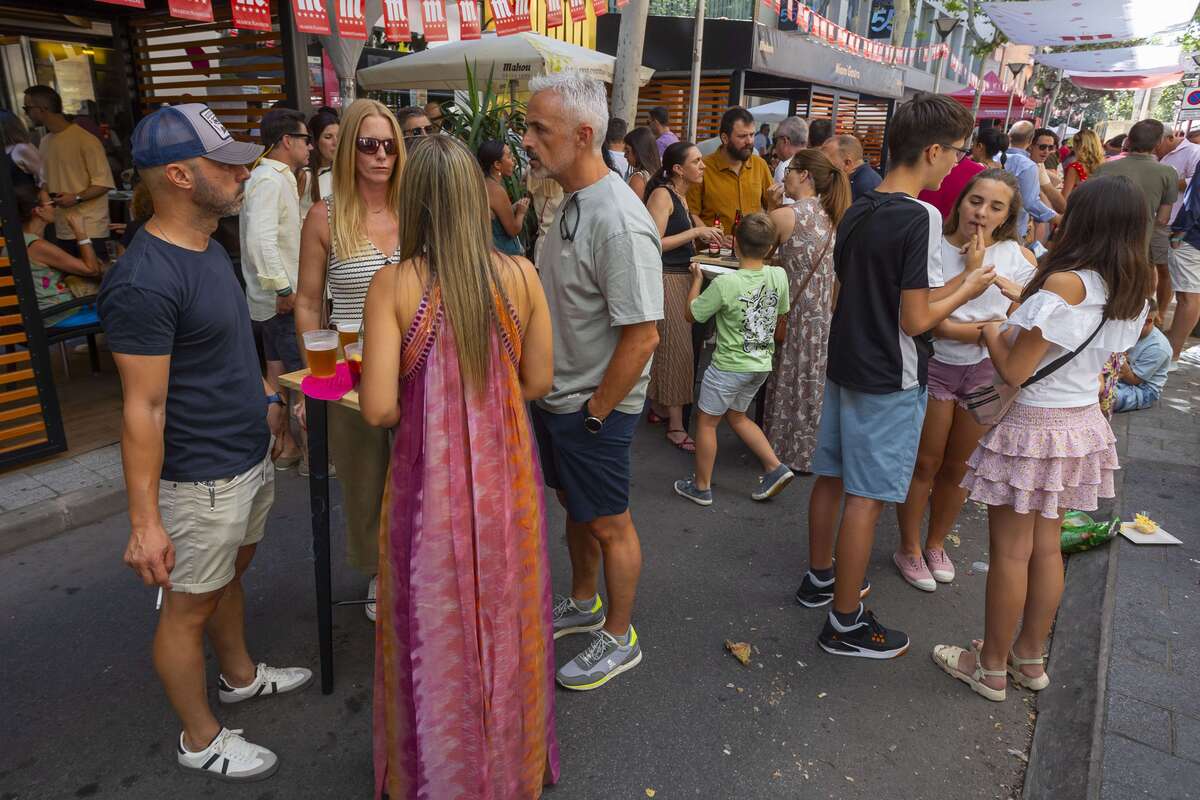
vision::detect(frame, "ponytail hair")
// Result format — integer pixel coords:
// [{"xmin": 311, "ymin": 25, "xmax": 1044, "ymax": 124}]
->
[
  {"xmin": 645, "ymin": 140, "xmax": 697, "ymax": 201},
  {"xmin": 786, "ymin": 148, "xmax": 852, "ymax": 225}
]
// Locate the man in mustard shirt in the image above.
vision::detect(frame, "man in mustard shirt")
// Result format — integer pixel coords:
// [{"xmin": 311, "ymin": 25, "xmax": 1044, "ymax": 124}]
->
[{"xmin": 687, "ymin": 107, "xmax": 776, "ymax": 235}]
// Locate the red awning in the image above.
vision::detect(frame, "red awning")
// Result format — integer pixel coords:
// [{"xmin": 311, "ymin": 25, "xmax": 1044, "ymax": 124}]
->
[
  {"xmin": 949, "ymin": 87, "xmax": 1029, "ymax": 107},
  {"xmin": 1068, "ymin": 71, "xmax": 1185, "ymax": 91}
]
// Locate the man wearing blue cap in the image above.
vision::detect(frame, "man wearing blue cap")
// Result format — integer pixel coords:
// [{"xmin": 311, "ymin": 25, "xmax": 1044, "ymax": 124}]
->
[{"xmin": 98, "ymin": 104, "xmax": 307, "ymax": 783}]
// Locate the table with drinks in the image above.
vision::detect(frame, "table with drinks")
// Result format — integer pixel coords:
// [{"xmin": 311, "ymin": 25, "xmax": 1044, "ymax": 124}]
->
[{"xmin": 278, "ymin": 324, "xmax": 364, "ymax": 695}]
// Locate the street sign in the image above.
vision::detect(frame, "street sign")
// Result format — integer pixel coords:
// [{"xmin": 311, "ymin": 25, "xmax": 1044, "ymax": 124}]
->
[
  {"xmin": 1180, "ymin": 108, "xmax": 1200, "ymax": 121},
  {"xmin": 1184, "ymin": 86, "xmax": 1200, "ymax": 111}
]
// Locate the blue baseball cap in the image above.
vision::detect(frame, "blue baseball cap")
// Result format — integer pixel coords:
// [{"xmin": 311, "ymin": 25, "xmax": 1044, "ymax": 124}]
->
[{"xmin": 132, "ymin": 103, "xmax": 264, "ymax": 169}]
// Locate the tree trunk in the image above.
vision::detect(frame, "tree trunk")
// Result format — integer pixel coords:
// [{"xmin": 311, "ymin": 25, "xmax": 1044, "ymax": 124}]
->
[
  {"xmin": 611, "ymin": 0, "xmax": 651, "ymax": 126},
  {"xmin": 891, "ymin": 0, "xmax": 913, "ymax": 47},
  {"xmin": 970, "ymin": 48, "xmax": 988, "ymax": 124}
]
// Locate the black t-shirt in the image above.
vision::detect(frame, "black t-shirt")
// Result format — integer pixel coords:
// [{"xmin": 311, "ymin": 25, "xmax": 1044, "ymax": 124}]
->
[
  {"xmin": 98, "ymin": 228, "xmax": 268, "ymax": 482},
  {"xmin": 826, "ymin": 191, "xmax": 945, "ymax": 394}
]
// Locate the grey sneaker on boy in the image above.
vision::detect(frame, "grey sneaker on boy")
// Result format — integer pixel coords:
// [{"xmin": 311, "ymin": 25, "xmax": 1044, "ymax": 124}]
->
[
  {"xmin": 752, "ymin": 464, "xmax": 795, "ymax": 501},
  {"xmin": 552, "ymin": 593, "xmax": 605, "ymax": 640},
  {"xmin": 556, "ymin": 627, "xmax": 643, "ymax": 691},
  {"xmin": 674, "ymin": 477, "xmax": 713, "ymax": 506}
]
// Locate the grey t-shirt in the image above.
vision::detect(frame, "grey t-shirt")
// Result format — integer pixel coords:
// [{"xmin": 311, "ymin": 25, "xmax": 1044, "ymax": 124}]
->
[{"xmin": 536, "ymin": 171, "xmax": 664, "ymax": 415}]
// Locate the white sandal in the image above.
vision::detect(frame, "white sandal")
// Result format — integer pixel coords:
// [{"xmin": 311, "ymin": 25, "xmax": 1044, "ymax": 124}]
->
[
  {"xmin": 932, "ymin": 643, "xmax": 1007, "ymax": 702},
  {"xmin": 1007, "ymin": 651, "xmax": 1050, "ymax": 691}
]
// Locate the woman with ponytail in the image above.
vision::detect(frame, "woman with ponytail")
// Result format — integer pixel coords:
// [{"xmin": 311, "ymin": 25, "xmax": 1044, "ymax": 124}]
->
[
  {"xmin": 763, "ymin": 148, "xmax": 851, "ymax": 473},
  {"xmin": 644, "ymin": 141, "xmax": 721, "ymax": 450}
]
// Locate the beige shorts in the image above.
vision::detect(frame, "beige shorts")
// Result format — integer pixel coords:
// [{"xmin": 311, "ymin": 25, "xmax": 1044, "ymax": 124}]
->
[
  {"xmin": 159, "ymin": 448, "xmax": 275, "ymax": 594},
  {"xmin": 1169, "ymin": 241, "xmax": 1200, "ymax": 294},
  {"xmin": 1150, "ymin": 225, "xmax": 1171, "ymax": 265}
]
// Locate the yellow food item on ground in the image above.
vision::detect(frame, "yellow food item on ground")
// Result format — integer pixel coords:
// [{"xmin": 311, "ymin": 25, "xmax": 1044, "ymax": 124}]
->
[{"xmin": 1133, "ymin": 513, "xmax": 1158, "ymax": 534}]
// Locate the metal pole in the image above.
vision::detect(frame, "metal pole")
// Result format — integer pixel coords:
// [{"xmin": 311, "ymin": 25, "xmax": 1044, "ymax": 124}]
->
[
  {"xmin": 305, "ymin": 396, "xmax": 334, "ymax": 694},
  {"xmin": 1003, "ymin": 86, "xmax": 1016, "ymax": 129},
  {"xmin": 687, "ymin": 0, "xmax": 706, "ymax": 141},
  {"xmin": 933, "ymin": 54, "xmax": 944, "ymax": 94}
]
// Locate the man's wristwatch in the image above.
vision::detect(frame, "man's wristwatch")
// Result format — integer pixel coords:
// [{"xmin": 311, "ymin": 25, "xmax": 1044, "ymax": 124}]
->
[
  {"xmin": 582, "ymin": 399, "xmax": 604, "ymax": 434},
  {"xmin": 266, "ymin": 393, "xmax": 285, "ymax": 407}
]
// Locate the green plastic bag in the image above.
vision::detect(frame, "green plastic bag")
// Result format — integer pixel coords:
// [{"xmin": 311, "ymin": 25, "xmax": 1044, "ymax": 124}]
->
[{"xmin": 1060, "ymin": 511, "xmax": 1120, "ymax": 554}]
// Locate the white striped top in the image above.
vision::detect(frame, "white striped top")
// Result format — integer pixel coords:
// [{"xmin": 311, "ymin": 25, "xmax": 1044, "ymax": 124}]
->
[{"xmin": 325, "ymin": 197, "xmax": 402, "ymax": 328}]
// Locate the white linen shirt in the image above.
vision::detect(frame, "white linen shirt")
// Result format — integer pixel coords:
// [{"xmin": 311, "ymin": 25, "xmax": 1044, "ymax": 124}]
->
[{"xmin": 239, "ymin": 158, "xmax": 301, "ymax": 322}]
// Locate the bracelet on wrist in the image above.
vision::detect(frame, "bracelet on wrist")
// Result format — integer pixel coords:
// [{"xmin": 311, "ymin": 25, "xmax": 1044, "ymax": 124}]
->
[{"xmin": 76, "ymin": 238, "xmax": 92, "ymax": 246}]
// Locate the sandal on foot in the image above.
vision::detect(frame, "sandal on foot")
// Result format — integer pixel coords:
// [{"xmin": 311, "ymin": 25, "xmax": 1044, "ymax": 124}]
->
[
  {"xmin": 666, "ymin": 429, "xmax": 696, "ymax": 453},
  {"xmin": 647, "ymin": 411, "xmax": 668, "ymax": 424},
  {"xmin": 931, "ymin": 644, "xmax": 1007, "ymax": 702},
  {"xmin": 1007, "ymin": 651, "xmax": 1050, "ymax": 691}
]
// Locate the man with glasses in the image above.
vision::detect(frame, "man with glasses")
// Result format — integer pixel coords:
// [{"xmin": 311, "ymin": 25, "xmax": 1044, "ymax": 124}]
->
[
  {"xmin": 1004, "ymin": 120, "xmax": 1061, "ymax": 240},
  {"xmin": 423, "ymin": 100, "xmax": 446, "ymax": 133},
  {"xmin": 397, "ymin": 106, "xmax": 436, "ymax": 147},
  {"xmin": 1029, "ymin": 128, "xmax": 1066, "ymax": 216},
  {"xmin": 240, "ymin": 107, "xmax": 311, "ymax": 471},
  {"xmin": 770, "ymin": 116, "xmax": 808, "ymax": 206},
  {"xmin": 23, "ymin": 85, "xmax": 115, "ymax": 258}
]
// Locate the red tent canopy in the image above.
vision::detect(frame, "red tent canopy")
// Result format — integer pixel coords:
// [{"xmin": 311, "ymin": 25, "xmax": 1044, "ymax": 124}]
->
[{"xmin": 949, "ymin": 87, "xmax": 1037, "ymax": 120}]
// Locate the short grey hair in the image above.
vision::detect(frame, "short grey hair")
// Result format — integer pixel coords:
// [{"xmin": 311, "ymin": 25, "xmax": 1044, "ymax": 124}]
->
[
  {"xmin": 528, "ymin": 70, "xmax": 609, "ymax": 151},
  {"xmin": 775, "ymin": 116, "xmax": 808, "ymax": 147},
  {"xmin": 1008, "ymin": 120, "xmax": 1034, "ymax": 146}
]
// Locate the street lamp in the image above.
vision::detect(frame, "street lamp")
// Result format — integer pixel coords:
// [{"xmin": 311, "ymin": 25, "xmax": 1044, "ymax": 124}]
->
[
  {"xmin": 931, "ymin": 15, "xmax": 962, "ymax": 95},
  {"xmin": 1003, "ymin": 61, "xmax": 1028, "ymax": 129}
]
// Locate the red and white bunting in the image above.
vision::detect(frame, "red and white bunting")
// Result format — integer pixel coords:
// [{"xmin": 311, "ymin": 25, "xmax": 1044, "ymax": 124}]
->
[
  {"xmin": 291, "ymin": 0, "xmax": 331, "ymax": 34},
  {"xmin": 336, "ymin": 0, "xmax": 369, "ymax": 39},
  {"xmin": 615, "ymin": 0, "xmax": 629, "ymax": 6},
  {"xmin": 546, "ymin": 0, "xmax": 563, "ymax": 28},
  {"xmin": 568, "ymin": 0, "xmax": 586, "ymax": 22},
  {"xmin": 420, "ymin": 0, "xmax": 448, "ymax": 41},
  {"xmin": 591, "ymin": 0, "xmax": 606, "ymax": 17},
  {"xmin": 97, "ymin": 0, "xmax": 145, "ymax": 7},
  {"xmin": 489, "ymin": 0, "xmax": 530, "ymax": 35},
  {"xmin": 167, "ymin": 0, "xmax": 213, "ymax": 21},
  {"xmin": 231, "ymin": 0, "xmax": 271, "ymax": 30},
  {"xmin": 382, "ymin": 0, "xmax": 411, "ymax": 40},
  {"xmin": 458, "ymin": 0, "xmax": 480, "ymax": 39}
]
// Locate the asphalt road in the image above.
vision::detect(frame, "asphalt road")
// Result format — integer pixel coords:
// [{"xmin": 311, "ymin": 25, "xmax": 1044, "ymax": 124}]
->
[{"xmin": 1, "ymin": 422, "xmax": 1035, "ymax": 800}]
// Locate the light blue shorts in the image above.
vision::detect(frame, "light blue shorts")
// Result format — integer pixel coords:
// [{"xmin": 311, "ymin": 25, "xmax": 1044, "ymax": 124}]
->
[
  {"xmin": 696, "ymin": 365, "xmax": 769, "ymax": 416},
  {"xmin": 812, "ymin": 380, "xmax": 928, "ymax": 503}
]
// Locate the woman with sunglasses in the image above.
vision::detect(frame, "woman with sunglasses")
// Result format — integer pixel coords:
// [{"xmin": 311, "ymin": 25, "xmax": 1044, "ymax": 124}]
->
[
  {"xmin": 478, "ymin": 139, "xmax": 530, "ymax": 257},
  {"xmin": 295, "ymin": 99, "xmax": 406, "ymax": 622}
]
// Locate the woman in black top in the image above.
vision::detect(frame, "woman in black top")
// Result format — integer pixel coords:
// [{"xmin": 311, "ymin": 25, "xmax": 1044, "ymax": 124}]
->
[{"xmin": 644, "ymin": 141, "xmax": 720, "ymax": 451}]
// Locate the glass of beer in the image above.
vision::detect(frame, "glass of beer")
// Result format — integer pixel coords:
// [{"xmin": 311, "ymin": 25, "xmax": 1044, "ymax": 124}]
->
[
  {"xmin": 302, "ymin": 330, "xmax": 338, "ymax": 377},
  {"xmin": 336, "ymin": 321, "xmax": 360, "ymax": 356}
]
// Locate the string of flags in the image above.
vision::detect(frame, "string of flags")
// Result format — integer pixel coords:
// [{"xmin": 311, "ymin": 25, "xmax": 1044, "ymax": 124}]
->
[
  {"xmin": 97, "ymin": 0, "xmax": 622, "ymax": 42},
  {"xmin": 773, "ymin": 0, "xmax": 954, "ymax": 70}
]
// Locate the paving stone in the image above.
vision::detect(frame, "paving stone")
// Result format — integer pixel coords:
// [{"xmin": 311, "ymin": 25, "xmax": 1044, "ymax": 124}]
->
[
  {"xmin": 1108, "ymin": 655, "xmax": 1200, "ymax": 721},
  {"xmin": 26, "ymin": 463, "xmax": 103, "ymax": 495},
  {"xmin": 0, "ymin": 481, "xmax": 56, "ymax": 511},
  {"xmin": 1100, "ymin": 733, "xmax": 1200, "ymax": 799},
  {"xmin": 1175, "ymin": 712, "xmax": 1200, "ymax": 764},
  {"xmin": 1106, "ymin": 692, "xmax": 1172, "ymax": 753},
  {"xmin": 92, "ymin": 463, "xmax": 125, "ymax": 482},
  {"xmin": 71, "ymin": 446, "xmax": 122, "ymax": 470}
]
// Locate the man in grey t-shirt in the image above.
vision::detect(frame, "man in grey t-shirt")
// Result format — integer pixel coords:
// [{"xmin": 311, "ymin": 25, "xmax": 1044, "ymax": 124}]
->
[{"xmin": 524, "ymin": 71, "xmax": 663, "ymax": 691}]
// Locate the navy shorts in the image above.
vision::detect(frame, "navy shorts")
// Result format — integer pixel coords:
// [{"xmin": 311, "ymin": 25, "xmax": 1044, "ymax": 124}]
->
[
  {"xmin": 530, "ymin": 403, "xmax": 638, "ymax": 524},
  {"xmin": 262, "ymin": 312, "xmax": 303, "ymax": 372}
]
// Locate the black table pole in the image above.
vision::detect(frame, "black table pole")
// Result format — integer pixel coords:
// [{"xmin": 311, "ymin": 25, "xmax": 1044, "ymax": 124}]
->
[{"xmin": 305, "ymin": 396, "xmax": 334, "ymax": 694}]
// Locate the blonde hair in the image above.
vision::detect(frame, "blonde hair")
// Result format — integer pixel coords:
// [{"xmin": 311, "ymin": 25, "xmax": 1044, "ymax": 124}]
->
[
  {"xmin": 1072, "ymin": 129, "xmax": 1104, "ymax": 176},
  {"xmin": 330, "ymin": 100, "xmax": 406, "ymax": 259},
  {"xmin": 398, "ymin": 135, "xmax": 514, "ymax": 392},
  {"xmin": 788, "ymin": 148, "xmax": 852, "ymax": 225}
]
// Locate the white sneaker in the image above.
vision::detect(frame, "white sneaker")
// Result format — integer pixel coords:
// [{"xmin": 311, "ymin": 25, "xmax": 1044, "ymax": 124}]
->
[
  {"xmin": 176, "ymin": 727, "xmax": 278, "ymax": 782},
  {"xmin": 218, "ymin": 663, "xmax": 313, "ymax": 704},
  {"xmin": 1168, "ymin": 359, "xmax": 1182, "ymax": 373},
  {"xmin": 365, "ymin": 574, "xmax": 378, "ymax": 622}
]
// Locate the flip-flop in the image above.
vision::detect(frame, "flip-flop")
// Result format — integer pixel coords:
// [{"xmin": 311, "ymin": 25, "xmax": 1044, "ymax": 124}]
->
[{"xmin": 666, "ymin": 429, "xmax": 696, "ymax": 453}]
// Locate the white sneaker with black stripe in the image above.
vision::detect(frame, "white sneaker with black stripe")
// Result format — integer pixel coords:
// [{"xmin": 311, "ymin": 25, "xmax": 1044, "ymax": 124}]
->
[
  {"xmin": 218, "ymin": 663, "xmax": 313, "ymax": 704},
  {"xmin": 176, "ymin": 727, "xmax": 278, "ymax": 782}
]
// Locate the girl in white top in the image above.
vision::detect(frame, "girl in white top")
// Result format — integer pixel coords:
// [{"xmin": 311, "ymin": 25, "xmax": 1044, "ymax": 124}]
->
[
  {"xmin": 934, "ymin": 175, "xmax": 1151, "ymax": 703},
  {"xmin": 896, "ymin": 170, "xmax": 1037, "ymax": 593}
]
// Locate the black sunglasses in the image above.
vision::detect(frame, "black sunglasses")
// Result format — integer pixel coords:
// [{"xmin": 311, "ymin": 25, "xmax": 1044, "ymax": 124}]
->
[
  {"xmin": 404, "ymin": 125, "xmax": 437, "ymax": 138},
  {"xmin": 356, "ymin": 136, "xmax": 398, "ymax": 155},
  {"xmin": 559, "ymin": 193, "xmax": 581, "ymax": 243},
  {"xmin": 285, "ymin": 133, "xmax": 312, "ymax": 144},
  {"xmin": 1035, "ymin": 143, "xmax": 1056, "ymax": 150}
]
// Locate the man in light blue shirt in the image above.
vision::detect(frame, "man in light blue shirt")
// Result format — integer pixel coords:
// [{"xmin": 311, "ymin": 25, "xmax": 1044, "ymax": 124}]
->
[{"xmin": 1004, "ymin": 121, "xmax": 1059, "ymax": 238}]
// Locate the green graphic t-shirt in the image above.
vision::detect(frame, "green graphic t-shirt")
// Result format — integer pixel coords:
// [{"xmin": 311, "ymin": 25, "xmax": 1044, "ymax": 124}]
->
[{"xmin": 690, "ymin": 265, "xmax": 790, "ymax": 372}]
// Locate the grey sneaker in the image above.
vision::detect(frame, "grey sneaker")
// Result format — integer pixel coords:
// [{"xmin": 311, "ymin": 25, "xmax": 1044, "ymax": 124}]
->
[
  {"xmin": 752, "ymin": 464, "xmax": 794, "ymax": 501},
  {"xmin": 674, "ymin": 477, "xmax": 713, "ymax": 506},
  {"xmin": 556, "ymin": 627, "xmax": 643, "ymax": 691},
  {"xmin": 552, "ymin": 594, "xmax": 605, "ymax": 640}
]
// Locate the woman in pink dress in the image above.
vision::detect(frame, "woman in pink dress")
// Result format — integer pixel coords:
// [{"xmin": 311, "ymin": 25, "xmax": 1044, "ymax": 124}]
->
[{"xmin": 359, "ymin": 134, "xmax": 559, "ymax": 799}]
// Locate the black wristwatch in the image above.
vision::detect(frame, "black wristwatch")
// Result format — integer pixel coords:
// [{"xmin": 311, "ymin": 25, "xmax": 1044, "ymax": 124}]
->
[{"xmin": 582, "ymin": 399, "xmax": 604, "ymax": 434}]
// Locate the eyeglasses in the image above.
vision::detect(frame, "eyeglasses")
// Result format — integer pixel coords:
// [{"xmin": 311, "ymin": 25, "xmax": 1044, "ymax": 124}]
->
[
  {"xmin": 355, "ymin": 136, "xmax": 398, "ymax": 155},
  {"xmin": 559, "ymin": 193, "xmax": 581, "ymax": 243},
  {"xmin": 942, "ymin": 143, "xmax": 972, "ymax": 162},
  {"xmin": 1035, "ymin": 143, "xmax": 1056, "ymax": 151},
  {"xmin": 404, "ymin": 125, "xmax": 437, "ymax": 138},
  {"xmin": 285, "ymin": 133, "xmax": 312, "ymax": 145}
]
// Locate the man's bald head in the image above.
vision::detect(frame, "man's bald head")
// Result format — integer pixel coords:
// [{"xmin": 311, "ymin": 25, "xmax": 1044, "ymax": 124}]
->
[{"xmin": 1008, "ymin": 120, "xmax": 1035, "ymax": 147}]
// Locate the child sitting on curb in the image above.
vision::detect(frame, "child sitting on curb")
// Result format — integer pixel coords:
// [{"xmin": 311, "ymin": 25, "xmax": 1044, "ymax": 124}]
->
[
  {"xmin": 674, "ymin": 213, "xmax": 794, "ymax": 506},
  {"xmin": 1113, "ymin": 298, "xmax": 1171, "ymax": 413}
]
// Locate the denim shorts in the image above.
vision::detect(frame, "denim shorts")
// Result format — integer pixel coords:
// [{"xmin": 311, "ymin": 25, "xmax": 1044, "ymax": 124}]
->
[
  {"xmin": 812, "ymin": 380, "xmax": 928, "ymax": 503},
  {"xmin": 1113, "ymin": 382, "xmax": 1159, "ymax": 413},
  {"xmin": 696, "ymin": 365, "xmax": 769, "ymax": 416},
  {"xmin": 530, "ymin": 402, "xmax": 639, "ymax": 524},
  {"xmin": 262, "ymin": 312, "xmax": 303, "ymax": 372}
]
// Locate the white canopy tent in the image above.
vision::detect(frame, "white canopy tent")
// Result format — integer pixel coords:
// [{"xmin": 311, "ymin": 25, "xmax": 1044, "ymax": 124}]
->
[
  {"xmin": 1035, "ymin": 44, "xmax": 1186, "ymax": 74},
  {"xmin": 357, "ymin": 32, "xmax": 654, "ymax": 91},
  {"xmin": 982, "ymin": 0, "xmax": 1198, "ymax": 47}
]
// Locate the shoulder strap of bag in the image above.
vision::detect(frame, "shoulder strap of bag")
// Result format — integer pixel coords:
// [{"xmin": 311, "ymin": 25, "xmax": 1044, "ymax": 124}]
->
[
  {"xmin": 792, "ymin": 222, "xmax": 835, "ymax": 302},
  {"xmin": 1019, "ymin": 313, "xmax": 1107, "ymax": 388}
]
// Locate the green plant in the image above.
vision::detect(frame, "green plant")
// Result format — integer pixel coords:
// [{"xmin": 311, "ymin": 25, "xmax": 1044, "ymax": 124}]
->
[{"xmin": 438, "ymin": 60, "xmax": 527, "ymax": 199}]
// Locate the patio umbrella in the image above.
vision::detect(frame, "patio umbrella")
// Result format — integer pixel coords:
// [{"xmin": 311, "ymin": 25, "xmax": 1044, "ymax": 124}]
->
[
  {"xmin": 356, "ymin": 32, "xmax": 654, "ymax": 91},
  {"xmin": 319, "ymin": 0, "xmax": 383, "ymax": 105}
]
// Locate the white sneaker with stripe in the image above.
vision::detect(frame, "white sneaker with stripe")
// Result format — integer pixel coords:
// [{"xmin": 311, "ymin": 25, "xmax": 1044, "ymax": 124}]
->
[
  {"xmin": 218, "ymin": 663, "xmax": 313, "ymax": 705},
  {"xmin": 176, "ymin": 727, "xmax": 278, "ymax": 782}
]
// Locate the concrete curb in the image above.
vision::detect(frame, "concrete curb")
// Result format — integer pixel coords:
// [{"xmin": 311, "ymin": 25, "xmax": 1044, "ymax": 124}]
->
[
  {"xmin": 1022, "ymin": 413, "xmax": 1129, "ymax": 800},
  {"xmin": 0, "ymin": 480, "xmax": 127, "ymax": 557}
]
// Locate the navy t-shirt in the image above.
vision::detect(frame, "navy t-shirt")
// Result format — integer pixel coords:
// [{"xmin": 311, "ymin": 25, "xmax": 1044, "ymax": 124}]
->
[
  {"xmin": 98, "ymin": 228, "xmax": 268, "ymax": 482},
  {"xmin": 826, "ymin": 191, "xmax": 945, "ymax": 394},
  {"xmin": 849, "ymin": 163, "xmax": 883, "ymax": 201}
]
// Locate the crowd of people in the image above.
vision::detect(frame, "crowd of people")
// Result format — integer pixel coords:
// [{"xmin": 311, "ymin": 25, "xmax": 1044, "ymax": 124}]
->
[{"xmin": 2, "ymin": 67, "xmax": 1173, "ymax": 797}]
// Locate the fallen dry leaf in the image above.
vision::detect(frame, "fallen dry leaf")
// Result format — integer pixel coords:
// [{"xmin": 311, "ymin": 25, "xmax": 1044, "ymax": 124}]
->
[
  {"xmin": 725, "ymin": 640, "xmax": 752, "ymax": 666},
  {"xmin": 645, "ymin": 790, "xmax": 656, "ymax": 798}
]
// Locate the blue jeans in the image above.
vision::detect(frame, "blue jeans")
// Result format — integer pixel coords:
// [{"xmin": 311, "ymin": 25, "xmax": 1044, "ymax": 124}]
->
[{"xmin": 1112, "ymin": 382, "xmax": 1159, "ymax": 413}]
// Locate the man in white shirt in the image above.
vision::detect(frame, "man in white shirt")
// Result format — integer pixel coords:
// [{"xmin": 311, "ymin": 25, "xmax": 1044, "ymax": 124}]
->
[
  {"xmin": 769, "ymin": 116, "xmax": 808, "ymax": 207},
  {"xmin": 605, "ymin": 117, "xmax": 630, "ymax": 179},
  {"xmin": 240, "ymin": 107, "xmax": 311, "ymax": 469},
  {"xmin": 1157, "ymin": 129, "xmax": 1200, "ymax": 224}
]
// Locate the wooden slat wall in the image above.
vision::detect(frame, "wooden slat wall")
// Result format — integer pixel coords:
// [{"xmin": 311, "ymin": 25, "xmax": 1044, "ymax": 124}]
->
[
  {"xmin": 0, "ymin": 236, "xmax": 50, "ymax": 456},
  {"xmin": 632, "ymin": 76, "xmax": 732, "ymax": 144},
  {"xmin": 799, "ymin": 90, "xmax": 888, "ymax": 169},
  {"xmin": 129, "ymin": 3, "xmax": 285, "ymax": 139}
]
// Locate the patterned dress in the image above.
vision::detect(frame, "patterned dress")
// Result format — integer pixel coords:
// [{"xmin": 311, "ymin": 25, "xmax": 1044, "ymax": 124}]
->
[
  {"xmin": 764, "ymin": 198, "xmax": 836, "ymax": 472},
  {"xmin": 374, "ymin": 282, "xmax": 560, "ymax": 799}
]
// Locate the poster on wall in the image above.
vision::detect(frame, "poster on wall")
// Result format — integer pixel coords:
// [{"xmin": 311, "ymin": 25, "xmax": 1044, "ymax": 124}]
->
[
  {"xmin": 868, "ymin": 0, "xmax": 893, "ymax": 40},
  {"xmin": 458, "ymin": 0, "xmax": 481, "ymax": 40},
  {"xmin": 52, "ymin": 55, "xmax": 96, "ymax": 116},
  {"xmin": 291, "ymin": 0, "xmax": 332, "ymax": 34},
  {"xmin": 336, "ymin": 0, "xmax": 369, "ymax": 39},
  {"xmin": 383, "ymin": 0, "xmax": 412, "ymax": 41},
  {"xmin": 231, "ymin": 0, "xmax": 272, "ymax": 30},
  {"xmin": 167, "ymin": 0, "xmax": 215, "ymax": 21},
  {"xmin": 546, "ymin": 0, "xmax": 563, "ymax": 28},
  {"xmin": 421, "ymin": 0, "xmax": 449, "ymax": 42}
]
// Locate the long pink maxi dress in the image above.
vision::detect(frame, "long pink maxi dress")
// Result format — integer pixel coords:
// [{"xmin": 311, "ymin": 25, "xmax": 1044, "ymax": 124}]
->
[{"xmin": 373, "ymin": 283, "xmax": 560, "ymax": 800}]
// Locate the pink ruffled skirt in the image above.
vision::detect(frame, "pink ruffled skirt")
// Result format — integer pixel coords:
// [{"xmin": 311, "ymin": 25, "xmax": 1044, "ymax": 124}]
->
[{"xmin": 961, "ymin": 402, "xmax": 1118, "ymax": 519}]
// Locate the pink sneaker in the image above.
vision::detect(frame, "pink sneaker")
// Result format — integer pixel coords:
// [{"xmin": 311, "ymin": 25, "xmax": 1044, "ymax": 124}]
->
[
  {"xmin": 924, "ymin": 548, "xmax": 956, "ymax": 583},
  {"xmin": 893, "ymin": 551, "xmax": 936, "ymax": 592}
]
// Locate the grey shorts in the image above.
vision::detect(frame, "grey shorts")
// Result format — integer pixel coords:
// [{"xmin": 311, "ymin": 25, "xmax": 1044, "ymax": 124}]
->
[
  {"xmin": 1150, "ymin": 225, "xmax": 1171, "ymax": 266},
  {"xmin": 1169, "ymin": 241, "xmax": 1200, "ymax": 293},
  {"xmin": 696, "ymin": 365, "xmax": 769, "ymax": 416}
]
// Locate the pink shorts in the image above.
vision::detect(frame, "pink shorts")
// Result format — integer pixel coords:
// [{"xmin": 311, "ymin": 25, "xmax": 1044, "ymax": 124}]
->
[{"xmin": 927, "ymin": 357, "xmax": 996, "ymax": 408}]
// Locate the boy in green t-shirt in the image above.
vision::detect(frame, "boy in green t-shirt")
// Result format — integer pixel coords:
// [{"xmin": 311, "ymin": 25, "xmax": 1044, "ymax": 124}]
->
[{"xmin": 674, "ymin": 213, "xmax": 793, "ymax": 506}]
